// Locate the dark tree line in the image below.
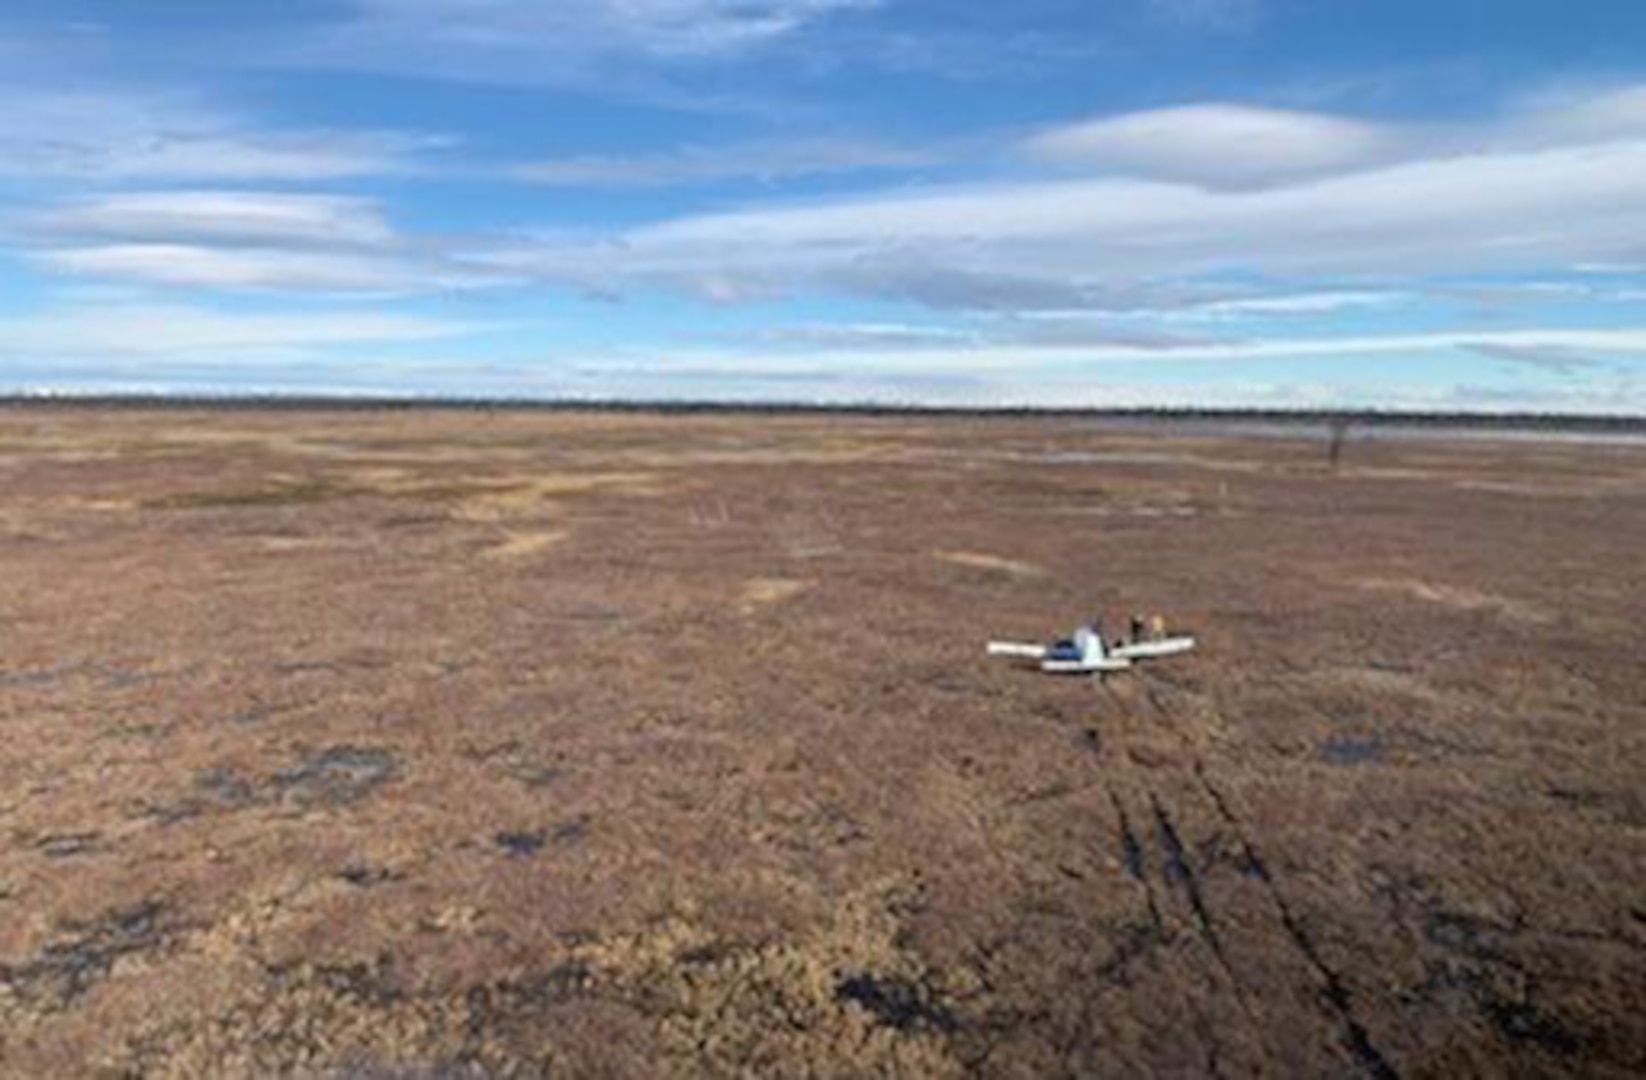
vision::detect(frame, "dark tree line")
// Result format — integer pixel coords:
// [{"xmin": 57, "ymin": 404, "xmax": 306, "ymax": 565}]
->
[{"xmin": 1, "ymin": 394, "xmax": 1641, "ymax": 434}]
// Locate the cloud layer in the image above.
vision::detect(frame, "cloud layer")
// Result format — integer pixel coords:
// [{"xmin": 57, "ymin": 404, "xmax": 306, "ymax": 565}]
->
[
  {"xmin": 512, "ymin": 137, "xmax": 936, "ymax": 188},
  {"xmin": 343, "ymin": 0, "xmax": 880, "ymax": 58},
  {"xmin": 19, "ymin": 81, "xmax": 1646, "ymax": 324},
  {"xmin": 483, "ymin": 111, "xmax": 1646, "ymax": 310},
  {"xmin": 0, "ymin": 302, "xmax": 477, "ymax": 360},
  {"xmin": 1026, "ymin": 104, "xmax": 1393, "ymax": 187},
  {"xmin": 2, "ymin": 0, "xmax": 1643, "ymax": 410},
  {"xmin": 0, "ymin": 89, "xmax": 443, "ymax": 183},
  {"xmin": 305, "ymin": 0, "xmax": 883, "ymax": 88},
  {"xmin": 27, "ymin": 192, "xmax": 503, "ymax": 295}
]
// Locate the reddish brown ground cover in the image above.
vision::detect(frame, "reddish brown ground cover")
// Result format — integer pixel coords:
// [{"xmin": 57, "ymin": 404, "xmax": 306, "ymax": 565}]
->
[{"xmin": 1, "ymin": 408, "xmax": 1643, "ymax": 1076}]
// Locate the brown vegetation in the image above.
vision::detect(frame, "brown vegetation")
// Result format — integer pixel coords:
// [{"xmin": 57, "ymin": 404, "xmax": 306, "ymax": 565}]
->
[{"xmin": 1, "ymin": 408, "xmax": 1643, "ymax": 1076}]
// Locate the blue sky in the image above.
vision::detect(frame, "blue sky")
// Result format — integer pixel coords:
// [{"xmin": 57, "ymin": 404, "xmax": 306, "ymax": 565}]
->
[{"xmin": 2, "ymin": 0, "xmax": 1645, "ymax": 410}]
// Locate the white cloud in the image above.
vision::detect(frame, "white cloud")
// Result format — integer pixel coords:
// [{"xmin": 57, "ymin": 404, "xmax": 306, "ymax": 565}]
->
[
  {"xmin": 39, "ymin": 192, "xmax": 397, "ymax": 249},
  {"xmin": 1024, "ymin": 80, "xmax": 1646, "ymax": 191},
  {"xmin": 554, "ymin": 327, "xmax": 1646, "ymax": 410},
  {"xmin": 309, "ymin": 0, "xmax": 881, "ymax": 87},
  {"xmin": 37, "ymin": 84, "xmax": 1639, "ymax": 322},
  {"xmin": 381, "ymin": 0, "xmax": 878, "ymax": 57},
  {"xmin": 513, "ymin": 137, "xmax": 935, "ymax": 187},
  {"xmin": 728, "ymin": 319, "xmax": 1214, "ymax": 352},
  {"xmin": 586, "ymin": 328, "xmax": 1646, "ymax": 378},
  {"xmin": 1164, "ymin": 290, "xmax": 1411, "ymax": 320},
  {"xmin": 28, "ymin": 191, "xmax": 508, "ymax": 296},
  {"xmin": 0, "ymin": 88, "xmax": 445, "ymax": 183},
  {"xmin": 37, "ymin": 245, "xmax": 473, "ymax": 294},
  {"xmin": 626, "ymin": 140, "xmax": 1646, "ymax": 259},
  {"xmin": 1510, "ymin": 83, "xmax": 1646, "ymax": 146},
  {"xmin": 1575, "ymin": 262, "xmax": 1646, "ymax": 275},
  {"xmin": 1026, "ymin": 104, "xmax": 1391, "ymax": 187},
  {"xmin": 0, "ymin": 303, "xmax": 480, "ymax": 359},
  {"xmin": 483, "ymin": 130, "xmax": 1646, "ymax": 309},
  {"xmin": 975, "ymin": 289, "xmax": 1411, "ymax": 326}
]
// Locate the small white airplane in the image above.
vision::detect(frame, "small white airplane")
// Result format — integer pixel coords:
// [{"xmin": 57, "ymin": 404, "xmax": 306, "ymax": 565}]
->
[{"xmin": 988, "ymin": 616, "xmax": 1196, "ymax": 676}]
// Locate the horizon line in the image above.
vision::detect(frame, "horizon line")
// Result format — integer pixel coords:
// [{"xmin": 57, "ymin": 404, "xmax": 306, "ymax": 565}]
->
[{"xmin": 2, "ymin": 391, "xmax": 1644, "ymax": 430}]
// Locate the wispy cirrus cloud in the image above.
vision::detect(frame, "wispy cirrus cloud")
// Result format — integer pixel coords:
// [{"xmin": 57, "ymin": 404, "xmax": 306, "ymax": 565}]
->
[
  {"xmin": 1165, "ymin": 291, "xmax": 1411, "ymax": 320},
  {"xmin": 35, "ymin": 245, "xmax": 486, "ymax": 295},
  {"xmin": 305, "ymin": 0, "xmax": 883, "ymax": 89},
  {"xmin": 38, "ymin": 192, "xmax": 398, "ymax": 249},
  {"xmin": 718, "ymin": 318, "xmax": 1221, "ymax": 353},
  {"xmin": 480, "ymin": 143, "xmax": 1646, "ymax": 309},
  {"xmin": 585, "ymin": 327, "xmax": 1646, "ymax": 378},
  {"xmin": 512, "ymin": 136, "xmax": 936, "ymax": 188},
  {"xmin": 21, "ymin": 84, "xmax": 1646, "ymax": 325},
  {"xmin": 988, "ymin": 290, "xmax": 1414, "ymax": 325},
  {"xmin": 474, "ymin": 84, "xmax": 1646, "ymax": 313},
  {"xmin": 0, "ymin": 302, "xmax": 481, "ymax": 359},
  {"xmin": 0, "ymin": 300, "xmax": 502, "ymax": 397},
  {"xmin": 0, "ymin": 87, "xmax": 447, "ymax": 183},
  {"xmin": 1469, "ymin": 343, "xmax": 1605, "ymax": 376},
  {"xmin": 26, "ymin": 191, "xmax": 508, "ymax": 296},
  {"xmin": 546, "ymin": 325, "xmax": 1646, "ymax": 410},
  {"xmin": 349, "ymin": 0, "xmax": 881, "ymax": 58}
]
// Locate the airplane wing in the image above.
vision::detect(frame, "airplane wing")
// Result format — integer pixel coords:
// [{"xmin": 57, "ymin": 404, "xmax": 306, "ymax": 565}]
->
[
  {"xmin": 987, "ymin": 642, "xmax": 1049, "ymax": 659},
  {"xmin": 1110, "ymin": 637, "xmax": 1197, "ymax": 661},
  {"xmin": 1040, "ymin": 658, "xmax": 1133, "ymax": 674}
]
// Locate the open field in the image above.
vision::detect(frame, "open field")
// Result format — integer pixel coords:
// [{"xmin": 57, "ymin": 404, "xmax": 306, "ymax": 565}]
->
[{"xmin": 2, "ymin": 407, "xmax": 1644, "ymax": 1077}]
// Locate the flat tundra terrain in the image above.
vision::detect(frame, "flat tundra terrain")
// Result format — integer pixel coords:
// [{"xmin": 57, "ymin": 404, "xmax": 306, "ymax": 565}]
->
[{"xmin": 1, "ymin": 408, "xmax": 1644, "ymax": 1078}]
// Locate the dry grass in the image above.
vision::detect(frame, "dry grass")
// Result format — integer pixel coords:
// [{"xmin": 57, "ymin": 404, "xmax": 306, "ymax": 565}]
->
[
  {"xmin": 935, "ymin": 551, "xmax": 1047, "ymax": 579},
  {"xmin": 483, "ymin": 531, "xmax": 570, "ymax": 561},
  {"xmin": 2, "ymin": 407, "xmax": 1643, "ymax": 1077}
]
